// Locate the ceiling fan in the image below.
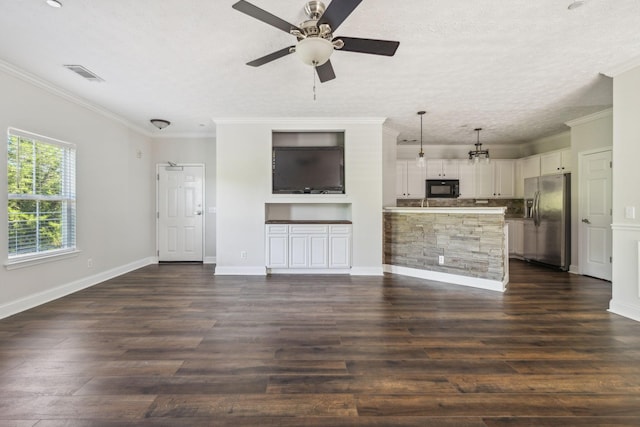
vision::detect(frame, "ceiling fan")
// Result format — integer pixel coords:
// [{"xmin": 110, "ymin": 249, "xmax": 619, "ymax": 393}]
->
[{"xmin": 232, "ymin": 0, "xmax": 400, "ymax": 83}]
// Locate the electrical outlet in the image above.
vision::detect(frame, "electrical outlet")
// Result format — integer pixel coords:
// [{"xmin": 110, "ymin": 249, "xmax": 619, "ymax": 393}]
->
[
  {"xmin": 87, "ymin": 258, "xmax": 93, "ymax": 268},
  {"xmin": 240, "ymin": 251, "xmax": 247, "ymax": 259},
  {"xmin": 438, "ymin": 255, "xmax": 444, "ymax": 265}
]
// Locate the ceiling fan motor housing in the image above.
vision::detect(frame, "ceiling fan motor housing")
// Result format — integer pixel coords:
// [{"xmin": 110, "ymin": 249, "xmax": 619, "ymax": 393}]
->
[{"xmin": 304, "ymin": 1, "xmax": 326, "ymax": 20}]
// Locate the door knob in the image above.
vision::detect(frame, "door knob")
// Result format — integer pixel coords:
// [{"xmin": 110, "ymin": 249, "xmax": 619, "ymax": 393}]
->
[
  {"xmin": 195, "ymin": 211, "xmax": 202, "ymax": 216},
  {"xmin": 582, "ymin": 218, "xmax": 591, "ymax": 224}
]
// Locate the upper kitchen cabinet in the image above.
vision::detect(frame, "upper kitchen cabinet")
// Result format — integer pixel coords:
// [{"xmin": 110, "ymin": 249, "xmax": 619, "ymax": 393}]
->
[
  {"xmin": 396, "ymin": 160, "xmax": 426, "ymax": 199},
  {"xmin": 540, "ymin": 149, "xmax": 571, "ymax": 175},
  {"xmin": 457, "ymin": 161, "xmax": 475, "ymax": 198},
  {"xmin": 521, "ymin": 155, "xmax": 541, "ymax": 179},
  {"xmin": 475, "ymin": 160, "xmax": 515, "ymax": 198},
  {"xmin": 425, "ymin": 159, "xmax": 459, "ymax": 179}
]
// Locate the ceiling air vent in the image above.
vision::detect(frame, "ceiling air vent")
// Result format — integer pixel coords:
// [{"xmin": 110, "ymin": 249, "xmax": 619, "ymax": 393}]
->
[{"xmin": 63, "ymin": 64, "xmax": 104, "ymax": 82}]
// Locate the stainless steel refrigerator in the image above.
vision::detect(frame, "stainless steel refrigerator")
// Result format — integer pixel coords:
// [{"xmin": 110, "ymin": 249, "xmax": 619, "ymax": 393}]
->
[{"xmin": 523, "ymin": 174, "xmax": 570, "ymax": 270}]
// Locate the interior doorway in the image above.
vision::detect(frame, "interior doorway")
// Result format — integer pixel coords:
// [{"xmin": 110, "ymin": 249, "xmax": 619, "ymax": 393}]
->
[
  {"xmin": 156, "ymin": 164, "xmax": 204, "ymax": 262},
  {"xmin": 579, "ymin": 149, "xmax": 612, "ymax": 281}
]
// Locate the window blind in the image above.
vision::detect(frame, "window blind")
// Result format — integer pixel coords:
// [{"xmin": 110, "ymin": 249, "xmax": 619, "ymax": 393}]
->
[{"xmin": 7, "ymin": 128, "xmax": 76, "ymax": 259}]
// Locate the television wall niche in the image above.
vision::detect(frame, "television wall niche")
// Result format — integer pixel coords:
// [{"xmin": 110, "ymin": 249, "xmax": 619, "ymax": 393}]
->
[{"xmin": 272, "ymin": 131, "xmax": 345, "ymax": 194}]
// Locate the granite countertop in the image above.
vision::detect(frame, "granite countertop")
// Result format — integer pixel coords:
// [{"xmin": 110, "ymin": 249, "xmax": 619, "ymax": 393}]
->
[
  {"xmin": 383, "ymin": 206, "xmax": 506, "ymax": 215},
  {"xmin": 265, "ymin": 220, "xmax": 352, "ymax": 224}
]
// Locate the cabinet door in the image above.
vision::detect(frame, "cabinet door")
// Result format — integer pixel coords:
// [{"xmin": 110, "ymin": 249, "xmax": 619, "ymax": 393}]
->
[
  {"xmin": 309, "ymin": 235, "xmax": 329, "ymax": 268},
  {"xmin": 494, "ymin": 160, "xmax": 515, "ymax": 198},
  {"xmin": 560, "ymin": 149, "xmax": 571, "ymax": 173},
  {"xmin": 289, "ymin": 235, "xmax": 308, "ymax": 268},
  {"xmin": 521, "ymin": 155, "xmax": 541, "ymax": 179},
  {"xmin": 474, "ymin": 162, "xmax": 494, "ymax": 198},
  {"xmin": 513, "ymin": 221, "xmax": 524, "ymax": 256},
  {"xmin": 425, "ymin": 159, "xmax": 443, "ymax": 179},
  {"xmin": 329, "ymin": 234, "xmax": 351, "ymax": 268},
  {"xmin": 441, "ymin": 160, "xmax": 459, "ymax": 179},
  {"xmin": 506, "ymin": 220, "xmax": 524, "ymax": 256},
  {"xmin": 457, "ymin": 162, "xmax": 475, "ymax": 198},
  {"xmin": 406, "ymin": 162, "xmax": 426, "ymax": 199},
  {"xmin": 266, "ymin": 234, "xmax": 288, "ymax": 268},
  {"xmin": 396, "ymin": 161, "xmax": 408, "ymax": 198},
  {"xmin": 540, "ymin": 151, "xmax": 562, "ymax": 175}
]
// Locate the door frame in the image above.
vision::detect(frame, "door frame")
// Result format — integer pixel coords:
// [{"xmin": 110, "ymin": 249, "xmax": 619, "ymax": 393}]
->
[
  {"xmin": 577, "ymin": 147, "xmax": 612, "ymax": 279},
  {"xmin": 155, "ymin": 163, "xmax": 206, "ymax": 262}
]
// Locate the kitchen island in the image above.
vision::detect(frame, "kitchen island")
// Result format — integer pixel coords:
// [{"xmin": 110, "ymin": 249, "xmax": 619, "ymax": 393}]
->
[{"xmin": 383, "ymin": 207, "xmax": 508, "ymax": 292}]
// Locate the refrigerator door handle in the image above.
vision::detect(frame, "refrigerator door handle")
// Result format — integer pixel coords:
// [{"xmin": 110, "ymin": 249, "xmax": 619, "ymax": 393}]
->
[{"xmin": 532, "ymin": 191, "xmax": 538, "ymax": 226}]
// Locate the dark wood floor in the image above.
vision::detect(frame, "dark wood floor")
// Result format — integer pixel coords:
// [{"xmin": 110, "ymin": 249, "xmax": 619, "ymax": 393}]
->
[{"xmin": 1, "ymin": 260, "xmax": 640, "ymax": 426}]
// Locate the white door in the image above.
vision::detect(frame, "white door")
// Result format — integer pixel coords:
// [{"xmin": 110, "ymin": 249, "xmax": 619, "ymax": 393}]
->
[
  {"xmin": 579, "ymin": 150, "xmax": 612, "ymax": 280},
  {"xmin": 157, "ymin": 164, "xmax": 204, "ymax": 262}
]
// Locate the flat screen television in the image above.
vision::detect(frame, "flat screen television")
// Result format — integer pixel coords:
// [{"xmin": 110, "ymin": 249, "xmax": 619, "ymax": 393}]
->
[{"xmin": 272, "ymin": 146, "xmax": 345, "ymax": 194}]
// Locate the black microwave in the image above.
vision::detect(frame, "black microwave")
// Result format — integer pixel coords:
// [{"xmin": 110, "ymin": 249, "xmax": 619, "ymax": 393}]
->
[{"xmin": 426, "ymin": 179, "xmax": 460, "ymax": 198}]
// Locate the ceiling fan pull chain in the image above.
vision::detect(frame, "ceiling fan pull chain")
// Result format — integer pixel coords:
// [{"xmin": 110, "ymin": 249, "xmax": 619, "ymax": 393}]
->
[{"xmin": 312, "ymin": 61, "xmax": 317, "ymax": 101}]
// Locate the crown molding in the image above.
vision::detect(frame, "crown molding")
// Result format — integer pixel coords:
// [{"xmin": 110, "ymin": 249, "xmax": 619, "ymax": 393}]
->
[
  {"xmin": 0, "ymin": 59, "xmax": 152, "ymax": 137},
  {"xmin": 151, "ymin": 132, "xmax": 216, "ymax": 140},
  {"xmin": 602, "ymin": 55, "xmax": 640, "ymax": 78},
  {"xmin": 212, "ymin": 117, "xmax": 387, "ymax": 126},
  {"xmin": 565, "ymin": 108, "xmax": 613, "ymax": 128}
]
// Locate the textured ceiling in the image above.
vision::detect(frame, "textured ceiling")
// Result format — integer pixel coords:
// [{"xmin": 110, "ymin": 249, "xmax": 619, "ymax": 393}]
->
[{"xmin": 1, "ymin": 0, "xmax": 638, "ymax": 145}]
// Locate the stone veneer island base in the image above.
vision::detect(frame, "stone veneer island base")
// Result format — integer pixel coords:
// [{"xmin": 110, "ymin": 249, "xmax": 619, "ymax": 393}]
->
[{"xmin": 383, "ymin": 207, "xmax": 508, "ymax": 292}]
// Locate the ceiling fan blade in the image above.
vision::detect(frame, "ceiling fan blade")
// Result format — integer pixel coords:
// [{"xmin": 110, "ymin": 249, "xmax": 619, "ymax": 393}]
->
[
  {"xmin": 337, "ymin": 37, "xmax": 400, "ymax": 56},
  {"xmin": 316, "ymin": 60, "xmax": 336, "ymax": 83},
  {"xmin": 232, "ymin": 0, "xmax": 302, "ymax": 34},
  {"xmin": 246, "ymin": 46, "xmax": 295, "ymax": 67},
  {"xmin": 317, "ymin": 0, "xmax": 362, "ymax": 32}
]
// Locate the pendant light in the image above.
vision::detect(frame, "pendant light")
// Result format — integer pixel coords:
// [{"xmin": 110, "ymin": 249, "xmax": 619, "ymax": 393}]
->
[
  {"xmin": 416, "ymin": 111, "xmax": 426, "ymax": 168},
  {"xmin": 468, "ymin": 128, "xmax": 490, "ymax": 163}
]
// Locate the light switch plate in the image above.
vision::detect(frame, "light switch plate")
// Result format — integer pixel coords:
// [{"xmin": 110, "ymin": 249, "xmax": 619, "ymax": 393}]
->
[{"xmin": 625, "ymin": 206, "xmax": 635, "ymax": 219}]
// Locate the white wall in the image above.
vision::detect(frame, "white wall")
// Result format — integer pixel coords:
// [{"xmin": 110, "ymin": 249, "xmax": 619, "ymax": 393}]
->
[
  {"xmin": 0, "ymin": 67, "xmax": 155, "ymax": 318},
  {"xmin": 151, "ymin": 137, "xmax": 217, "ymax": 262},
  {"xmin": 610, "ymin": 65, "xmax": 640, "ymax": 321},
  {"xmin": 519, "ymin": 131, "xmax": 571, "ymax": 157},
  {"xmin": 214, "ymin": 118, "xmax": 385, "ymax": 276},
  {"xmin": 382, "ymin": 127, "xmax": 399, "ymax": 208}
]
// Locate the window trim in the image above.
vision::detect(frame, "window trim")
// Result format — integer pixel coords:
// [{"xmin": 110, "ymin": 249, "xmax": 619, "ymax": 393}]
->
[
  {"xmin": 4, "ymin": 248, "xmax": 81, "ymax": 270},
  {"xmin": 6, "ymin": 127, "xmax": 77, "ymax": 267}
]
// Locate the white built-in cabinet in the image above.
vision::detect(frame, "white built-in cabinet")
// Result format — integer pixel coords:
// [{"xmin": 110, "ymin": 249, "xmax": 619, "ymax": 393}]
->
[
  {"xmin": 540, "ymin": 149, "xmax": 571, "ymax": 175},
  {"xmin": 265, "ymin": 223, "xmax": 352, "ymax": 271},
  {"xmin": 289, "ymin": 224, "xmax": 329, "ymax": 268},
  {"xmin": 265, "ymin": 224, "xmax": 289, "ymax": 268},
  {"xmin": 474, "ymin": 160, "xmax": 515, "ymax": 198},
  {"xmin": 396, "ymin": 160, "xmax": 426, "ymax": 199},
  {"xmin": 425, "ymin": 159, "xmax": 459, "ymax": 179}
]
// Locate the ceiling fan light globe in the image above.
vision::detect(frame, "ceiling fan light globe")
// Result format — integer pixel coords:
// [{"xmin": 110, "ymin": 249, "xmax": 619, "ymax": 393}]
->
[{"xmin": 296, "ymin": 37, "xmax": 334, "ymax": 66}]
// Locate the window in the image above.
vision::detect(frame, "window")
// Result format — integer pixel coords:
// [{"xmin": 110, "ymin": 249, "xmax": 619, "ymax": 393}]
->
[{"xmin": 7, "ymin": 128, "xmax": 76, "ymax": 262}]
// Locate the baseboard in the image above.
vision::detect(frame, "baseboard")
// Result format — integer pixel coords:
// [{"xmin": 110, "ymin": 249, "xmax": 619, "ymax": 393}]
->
[
  {"xmin": 608, "ymin": 299, "xmax": 640, "ymax": 322},
  {"xmin": 569, "ymin": 264, "xmax": 580, "ymax": 275},
  {"xmin": 203, "ymin": 256, "xmax": 217, "ymax": 264},
  {"xmin": 0, "ymin": 256, "xmax": 156, "ymax": 320},
  {"xmin": 267, "ymin": 268, "xmax": 351, "ymax": 275},
  {"xmin": 214, "ymin": 266, "xmax": 266, "ymax": 276},
  {"xmin": 350, "ymin": 266, "xmax": 384, "ymax": 276},
  {"xmin": 383, "ymin": 264, "xmax": 506, "ymax": 293}
]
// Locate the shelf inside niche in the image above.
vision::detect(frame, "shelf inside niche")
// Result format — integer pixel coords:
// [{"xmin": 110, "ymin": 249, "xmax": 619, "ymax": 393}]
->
[{"xmin": 265, "ymin": 203, "xmax": 352, "ymax": 222}]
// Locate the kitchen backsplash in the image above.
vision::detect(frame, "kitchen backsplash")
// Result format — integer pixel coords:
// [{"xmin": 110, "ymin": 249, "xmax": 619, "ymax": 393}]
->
[{"xmin": 397, "ymin": 198, "xmax": 524, "ymax": 218}]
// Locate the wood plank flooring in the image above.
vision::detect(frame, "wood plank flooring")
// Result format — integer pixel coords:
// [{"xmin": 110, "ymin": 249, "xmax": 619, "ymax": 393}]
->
[{"xmin": 1, "ymin": 260, "xmax": 640, "ymax": 425}]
